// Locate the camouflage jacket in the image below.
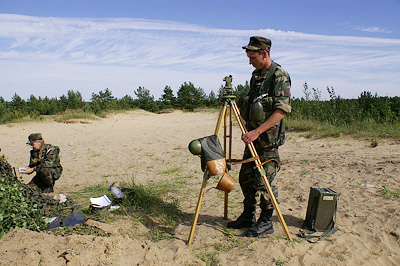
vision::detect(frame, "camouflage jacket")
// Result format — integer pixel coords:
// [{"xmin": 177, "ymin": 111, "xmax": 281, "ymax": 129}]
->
[
  {"xmin": 244, "ymin": 61, "xmax": 291, "ymax": 148},
  {"xmin": 29, "ymin": 143, "xmax": 62, "ymax": 179}
]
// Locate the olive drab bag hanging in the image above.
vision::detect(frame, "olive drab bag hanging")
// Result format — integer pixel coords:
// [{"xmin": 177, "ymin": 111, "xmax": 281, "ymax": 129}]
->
[{"xmin": 198, "ymin": 135, "xmax": 226, "ymax": 176}]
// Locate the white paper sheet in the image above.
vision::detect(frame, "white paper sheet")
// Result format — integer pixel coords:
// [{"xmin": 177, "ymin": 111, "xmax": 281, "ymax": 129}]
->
[{"xmin": 90, "ymin": 195, "xmax": 112, "ymax": 208}]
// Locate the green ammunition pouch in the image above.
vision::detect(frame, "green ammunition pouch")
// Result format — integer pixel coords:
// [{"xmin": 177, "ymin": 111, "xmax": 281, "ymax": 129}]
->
[{"xmin": 258, "ymin": 119, "xmax": 285, "ymax": 148}]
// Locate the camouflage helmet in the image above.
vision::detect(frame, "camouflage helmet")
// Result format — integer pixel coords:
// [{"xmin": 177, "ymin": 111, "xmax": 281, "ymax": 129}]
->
[
  {"xmin": 27, "ymin": 133, "xmax": 43, "ymax": 144},
  {"xmin": 188, "ymin": 139, "xmax": 202, "ymax": 155},
  {"xmin": 242, "ymin": 36, "xmax": 271, "ymax": 52}
]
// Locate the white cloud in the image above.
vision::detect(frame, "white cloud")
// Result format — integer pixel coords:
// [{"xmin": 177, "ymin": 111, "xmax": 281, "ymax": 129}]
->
[
  {"xmin": 355, "ymin": 26, "xmax": 392, "ymax": 34},
  {"xmin": 0, "ymin": 14, "xmax": 399, "ymax": 101}
]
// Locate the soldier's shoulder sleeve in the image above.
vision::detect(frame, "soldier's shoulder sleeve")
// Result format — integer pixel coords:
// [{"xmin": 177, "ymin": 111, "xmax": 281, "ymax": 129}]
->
[
  {"xmin": 45, "ymin": 144, "xmax": 55, "ymax": 152},
  {"xmin": 42, "ymin": 144, "xmax": 58, "ymax": 167},
  {"xmin": 273, "ymin": 65, "xmax": 291, "ymax": 114}
]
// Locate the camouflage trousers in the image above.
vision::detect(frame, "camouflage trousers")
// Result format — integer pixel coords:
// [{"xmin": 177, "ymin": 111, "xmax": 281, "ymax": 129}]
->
[
  {"xmin": 238, "ymin": 146, "xmax": 280, "ymax": 211},
  {"xmin": 28, "ymin": 167, "xmax": 61, "ymax": 189}
]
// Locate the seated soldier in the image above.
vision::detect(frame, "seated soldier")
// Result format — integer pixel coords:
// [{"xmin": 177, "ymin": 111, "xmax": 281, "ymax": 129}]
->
[{"xmin": 21, "ymin": 133, "xmax": 63, "ymax": 193}]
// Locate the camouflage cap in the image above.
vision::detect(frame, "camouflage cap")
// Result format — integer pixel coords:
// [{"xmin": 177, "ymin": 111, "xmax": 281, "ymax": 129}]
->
[
  {"xmin": 242, "ymin": 36, "xmax": 271, "ymax": 52},
  {"xmin": 27, "ymin": 133, "xmax": 43, "ymax": 144}
]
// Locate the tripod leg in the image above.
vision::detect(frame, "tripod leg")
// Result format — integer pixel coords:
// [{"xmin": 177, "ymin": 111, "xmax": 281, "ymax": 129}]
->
[
  {"xmin": 228, "ymin": 105, "xmax": 233, "ymax": 163},
  {"xmin": 222, "ymin": 104, "xmax": 233, "ymax": 220},
  {"xmin": 230, "ymin": 101, "xmax": 292, "ymax": 241},
  {"xmin": 188, "ymin": 176, "xmax": 208, "ymax": 245},
  {"xmin": 223, "ymin": 109, "xmax": 228, "ymax": 219},
  {"xmin": 224, "ymin": 191, "xmax": 228, "ymax": 219},
  {"xmin": 217, "ymin": 102, "xmax": 231, "ymax": 220},
  {"xmin": 215, "ymin": 102, "xmax": 228, "ymax": 136}
]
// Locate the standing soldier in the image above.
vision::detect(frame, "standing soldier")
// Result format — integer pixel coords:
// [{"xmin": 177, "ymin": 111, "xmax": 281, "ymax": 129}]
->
[
  {"xmin": 227, "ymin": 36, "xmax": 291, "ymax": 237},
  {"xmin": 21, "ymin": 133, "xmax": 63, "ymax": 193}
]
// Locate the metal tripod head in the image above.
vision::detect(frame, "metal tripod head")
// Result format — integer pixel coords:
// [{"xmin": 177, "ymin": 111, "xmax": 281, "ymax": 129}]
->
[{"xmin": 222, "ymin": 75, "xmax": 236, "ymax": 100}]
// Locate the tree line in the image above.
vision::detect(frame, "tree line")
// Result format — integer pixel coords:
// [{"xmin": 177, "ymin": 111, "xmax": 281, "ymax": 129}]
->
[
  {"xmin": 0, "ymin": 82, "xmax": 250, "ymax": 123},
  {"xmin": 0, "ymin": 81, "xmax": 399, "ymax": 126},
  {"xmin": 291, "ymin": 83, "xmax": 400, "ymax": 125}
]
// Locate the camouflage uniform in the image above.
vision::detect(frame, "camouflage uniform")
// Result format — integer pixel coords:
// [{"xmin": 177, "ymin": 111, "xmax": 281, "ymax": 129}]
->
[
  {"xmin": 27, "ymin": 134, "xmax": 62, "ymax": 191},
  {"xmin": 239, "ymin": 62, "xmax": 291, "ymax": 211}
]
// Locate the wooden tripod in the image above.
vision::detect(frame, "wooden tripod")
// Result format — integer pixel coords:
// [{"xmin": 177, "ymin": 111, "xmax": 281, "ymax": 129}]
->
[{"xmin": 187, "ymin": 94, "xmax": 292, "ymax": 245}]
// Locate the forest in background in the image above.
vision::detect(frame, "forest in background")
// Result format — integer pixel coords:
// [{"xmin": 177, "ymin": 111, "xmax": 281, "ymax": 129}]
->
[{"xmin": 1, "ymin": 82, "xmax": 399, "ymax": 138}]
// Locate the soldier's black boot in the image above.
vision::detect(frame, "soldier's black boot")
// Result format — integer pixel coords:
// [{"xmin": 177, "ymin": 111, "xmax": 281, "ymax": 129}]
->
[
  {"xmin": 41, "ymin": 186, "xmax": 54, "ymax": 193},
  {"xmin": 227, "ymin": 207, "xmax": 256, "ymax": 229},
  {"xmin": 245, "ymin": 209, "xmax": 274, "ymax": 237}
]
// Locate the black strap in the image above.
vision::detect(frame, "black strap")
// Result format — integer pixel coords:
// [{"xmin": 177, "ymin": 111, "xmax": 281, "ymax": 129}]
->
[
  {"xmin": 249, "ymin": 61, "xmax": 278, "ymax": 100},
  {"xmin": 229, "ymin": 156, "xmax": 259, "ymax": 165},
  {"xmin": 298, "ymin": 200, "xmax": 339, "ymax": 243},
  {"xmin": 298, "ymin": 221, "xmax": 339, "ymax": 243},
  {"xmin": 261, "ymin": 61, "xmax": 278, "ymax": 96}
]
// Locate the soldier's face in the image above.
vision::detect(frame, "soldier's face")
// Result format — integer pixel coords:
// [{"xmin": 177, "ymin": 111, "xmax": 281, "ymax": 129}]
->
[
  {"xmin": 31, "ymin": 141, "xmax": 42, "ymax": 151},
  {"xmin": 246, "ymin": 50, "xmax": 266, "ymax": 69}
]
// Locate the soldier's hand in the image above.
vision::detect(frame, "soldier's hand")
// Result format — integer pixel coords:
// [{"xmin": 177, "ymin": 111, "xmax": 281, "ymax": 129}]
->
[
  {"xmin": 22, "ymin": 167, "xmax": 34, "ymax": 174},
  {"xmin": 242, "ymin": 130, "xmax": 260, "ymax": 145}
]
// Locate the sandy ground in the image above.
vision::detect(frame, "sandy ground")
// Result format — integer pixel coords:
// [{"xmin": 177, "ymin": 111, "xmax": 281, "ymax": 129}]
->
[{"xmin": 0, "ymin": 110, "xmax": 399, "ymax": 266}]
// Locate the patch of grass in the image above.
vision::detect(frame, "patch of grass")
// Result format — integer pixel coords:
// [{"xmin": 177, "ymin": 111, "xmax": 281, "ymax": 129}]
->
[
  {"xmin": 217, "ymin": 222, "xmax": 248, "ymax": 250},
  {"xmin": 69, "ymin": 181, "xmax": 111, "ymax": 209},
  {"xmin": 287, "ymin": 118, "xmax": 322, "ymax": 132},
  {"xmin": 91, "ymin": 152, "xmax": 101, "ymax": 157},
  {"xmin": 282, "ymin": 186, "xmax": 295, "ymax": 191},
  {"xmin": 287, "ymin": 118, "xmax": 400, "ymax": 139},
  {"xmin": 194, "ymin": 249, "xmax": 220, "ymax": 266},
  {"xmin": 116, "ymin": 179, "xmax": 184, "ymax": 240},
  {"xmin": 194, "ymin": 107, "xmax": 220, "ymax": 113},
  {"xmin": 67, "ymin": 178, "xmax": 184, "ymax": 240},
  {"xmin": 157, "ymin": 166, "xmax": 182, "ymax": 175},
  {"xmin": 297, "ymin": 170, "xmax": 311, "ymax": 176},
  {"xmin": 54, "ymin": 110, "xmax": 98, "ymax": 123},
  {"xmin": 12, "ymin": 116, "xmax": 45, "ymax": 123},
  {"xmin": 191, "ymin": 222, "xmax": 250, "ymax": 265},
  {"xmin": 70, "ymin": 181, "xmax": 110, "ymax": 197},
  {"xmin": 271, "ymin": 234, "xmax": 286, "ymax": 241},
  {"xmin": 150, "ymin": 228, "xmax": 172, "ymax": 241},
  {"xmin": 379, "ymin": 185, "xmax": 400, "ymax": 199},
  {"xmin": 290, "ymin": 237, "xmax": 306, "ymax": 245},
  {"xmin": 276, "ymin": 259, "xmax": 288, "ymax": 266},
  {"xmin": 169, "ymin": 175, "xmax": 190, "ymax": 191}
]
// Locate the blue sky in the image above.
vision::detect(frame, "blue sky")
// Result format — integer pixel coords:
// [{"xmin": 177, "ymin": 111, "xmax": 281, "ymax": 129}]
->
[{"xmin": 0, "ymin": 0, "xmax": 399, "ymax": 101}]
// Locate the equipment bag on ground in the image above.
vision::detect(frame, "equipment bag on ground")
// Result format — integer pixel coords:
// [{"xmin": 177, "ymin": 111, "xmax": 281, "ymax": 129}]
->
[{"xmin": 298, "ymin": 187, "xmax": 339, "ymax": 243}]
